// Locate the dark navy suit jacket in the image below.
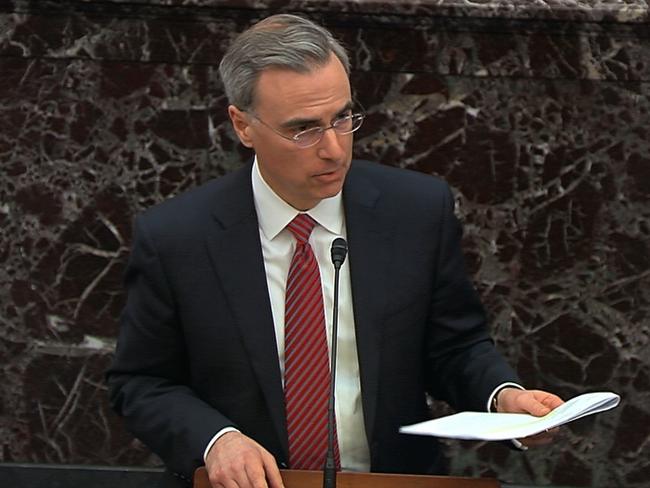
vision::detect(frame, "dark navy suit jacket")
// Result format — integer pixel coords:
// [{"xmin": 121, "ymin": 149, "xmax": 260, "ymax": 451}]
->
[{"xmin": 107, "ymin": 160, "xmax": 519, "ymax": 480}]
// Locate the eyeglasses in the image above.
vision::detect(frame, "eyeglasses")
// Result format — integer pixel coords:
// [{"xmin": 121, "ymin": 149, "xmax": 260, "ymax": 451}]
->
[{"xmin": 249, "ymin": 112, "xmax": 365, "ymax": 148}]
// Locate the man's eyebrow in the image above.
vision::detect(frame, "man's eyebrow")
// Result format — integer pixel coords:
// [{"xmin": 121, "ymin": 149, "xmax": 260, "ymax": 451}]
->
[
  {"xmin": 279, "ymin": 101, "xmax": 354, "ymax": 129},
  {"xmin": 336, "ymin": 101, "xmax": 354, "ymax": 116},
  {"xmin": 279, "ymin": 116, "xmax": 320, "ymax": 129}
]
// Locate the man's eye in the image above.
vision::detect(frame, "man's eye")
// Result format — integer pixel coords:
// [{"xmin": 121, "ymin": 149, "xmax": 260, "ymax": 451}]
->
[
  {"xmin": 293, "ymin": 124, "xmax": 317, "ymax": 134},
  {"xmin": 333, "ymin": 114, "xmax": 352, "ymax": 124}
]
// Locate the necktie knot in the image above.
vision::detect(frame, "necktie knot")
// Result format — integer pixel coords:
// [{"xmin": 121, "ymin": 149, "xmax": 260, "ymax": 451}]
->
[{"xmin": 287, "ymin": 214, "xmax": 317, "ymax": 245}]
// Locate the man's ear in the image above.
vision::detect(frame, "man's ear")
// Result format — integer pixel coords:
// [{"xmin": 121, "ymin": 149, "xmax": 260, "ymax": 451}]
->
[{"xmin": 228, "ymin": 105, "xmax": 254, "ymax": 148}]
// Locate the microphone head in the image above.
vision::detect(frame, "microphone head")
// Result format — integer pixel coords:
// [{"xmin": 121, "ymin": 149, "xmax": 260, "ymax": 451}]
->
[{"xmin": 330, "ymin": 238, "xmax": 348, "ymax": 269}]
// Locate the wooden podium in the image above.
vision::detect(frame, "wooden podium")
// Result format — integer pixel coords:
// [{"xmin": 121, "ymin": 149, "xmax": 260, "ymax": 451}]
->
[{"xmin": 193, "ymin": 467, "xmax": 500, "ymax": 488}]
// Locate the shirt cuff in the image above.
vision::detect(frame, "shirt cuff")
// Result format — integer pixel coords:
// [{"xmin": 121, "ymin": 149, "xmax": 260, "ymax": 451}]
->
[
  {"xmin": 511, "ymin": 438, "xmax": 528, "ymax": 451},
  {"xmin": 486, "ymin": 382, "xmax": 525, "ymax": 412},
  {"xmin": 203, "ymin": 427, "xmax": 240, "ymax": 463}
]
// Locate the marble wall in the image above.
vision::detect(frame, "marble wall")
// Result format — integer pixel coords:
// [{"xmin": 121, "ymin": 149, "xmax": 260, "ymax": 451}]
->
[{"xmin": 1, "ymin": 1, "xmax": 649, "ymax": 486}]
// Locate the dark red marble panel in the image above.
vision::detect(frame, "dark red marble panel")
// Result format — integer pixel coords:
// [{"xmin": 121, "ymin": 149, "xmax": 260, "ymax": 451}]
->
[{"xmin": 1, "ymin": 2, "xmax": 648, "ymax": 487}]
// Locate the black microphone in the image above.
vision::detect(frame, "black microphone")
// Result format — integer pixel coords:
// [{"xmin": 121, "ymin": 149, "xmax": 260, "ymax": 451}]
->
[
  {"xmin": 323, "ymin": 238, "xmax": 347, "ymax": 488},
  {"xmin": 330, "ymin": 237, "xmax": 347, "ymax": 270}
]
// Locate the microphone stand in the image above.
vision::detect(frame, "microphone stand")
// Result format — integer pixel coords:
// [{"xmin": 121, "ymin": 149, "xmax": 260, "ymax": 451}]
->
[{"xmin": 323, "ymin": 238, "xmax": 347, "ymax": 488}]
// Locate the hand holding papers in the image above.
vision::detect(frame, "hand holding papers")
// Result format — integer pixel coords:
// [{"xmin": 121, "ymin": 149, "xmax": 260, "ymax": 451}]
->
[{"xmin": 400, "ymin": 391, "xmax": 620, "ymax": 441}]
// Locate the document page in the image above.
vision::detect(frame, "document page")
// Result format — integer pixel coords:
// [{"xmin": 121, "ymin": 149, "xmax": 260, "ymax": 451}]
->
[{"xmin": 399, "ymin": 391, "xmax": 620, "ymax": 441}]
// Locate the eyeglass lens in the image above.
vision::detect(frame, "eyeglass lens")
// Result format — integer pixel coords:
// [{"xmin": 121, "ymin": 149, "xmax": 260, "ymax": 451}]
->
[{"xmin": 295, "ymin": 114, "xmax": 364, "ymax": 147}]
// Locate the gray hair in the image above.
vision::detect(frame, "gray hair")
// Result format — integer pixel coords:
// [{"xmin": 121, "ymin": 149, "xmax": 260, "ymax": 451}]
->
[{"xmin": 219, "ymin": 14, "xmax": 350, "ymax": 111}]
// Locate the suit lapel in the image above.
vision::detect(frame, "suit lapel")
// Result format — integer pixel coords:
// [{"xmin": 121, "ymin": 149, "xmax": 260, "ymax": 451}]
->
[
  {"xmin": 343, "ymin": 162, "xmax": 392, "ymax": 446},
  {"xmin": 204, "ymin": 166, "xmax": 288, "ymax": 459}
]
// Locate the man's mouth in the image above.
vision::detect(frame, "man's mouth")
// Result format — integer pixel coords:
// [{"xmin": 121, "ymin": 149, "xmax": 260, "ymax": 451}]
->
[{"xmin": 313, "ymin": 166, "xmax": 342, "ymax": 178}]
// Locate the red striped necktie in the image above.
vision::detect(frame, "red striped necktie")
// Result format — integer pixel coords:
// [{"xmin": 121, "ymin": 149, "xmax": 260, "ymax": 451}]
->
[{"xmin": 284, "ymin": 214, "xmax": 340, "ymax": 470}]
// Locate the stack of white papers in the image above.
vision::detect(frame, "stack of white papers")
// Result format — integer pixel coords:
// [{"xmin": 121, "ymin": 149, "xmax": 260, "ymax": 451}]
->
[{"xmin": 399, "ymin": 391, "xmax": 620, "ymax": 441}]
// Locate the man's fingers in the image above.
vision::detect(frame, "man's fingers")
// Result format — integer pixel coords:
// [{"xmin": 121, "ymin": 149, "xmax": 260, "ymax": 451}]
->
[
  {"xmin": 206, "ymin": 431, "xmax": 281, "ymax": 488},
  {"xmin": 514, "ymin": 390, "xmax": 564, "ymax": 417},
  {"xmin": 261, "ymin": 450, "xmax": 284, "ymax": 488},
  {"xmin": 540, "ymin": 393, "xmax": 564, "ymax": 410},
  {"xmin": 212, "ymin": 473, "xmax": 242, "ymax": 488},
  {"xmin": 525, "ymin": 397, "xmax": 552, "ymax": 417},
  {"xmin": 508, "ymin": 391, "xmax": 550, "ymax": 416},
  {"xmin": 208, "ymin": 451, "xmax": 246, "ymax": 488},
  {"xmin": 499, "ymin": 389, "xmax": 565, "ymax": 448},
  {"xmin": 210, "ymin": 463, "xmax": 245, "ymax": 488},
  {"xmin": 245, "ymin": 461, "xmax": 271, "ymax": 488}
]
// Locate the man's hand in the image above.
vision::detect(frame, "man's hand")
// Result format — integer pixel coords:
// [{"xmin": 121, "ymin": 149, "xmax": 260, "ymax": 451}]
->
[
  {"xmin": 205, "ymin": 431, "xmax": 284, "ymax": 488},
  {"xmin": 496, "ymin": 388, "xmax": 564, "ymax": 448}
]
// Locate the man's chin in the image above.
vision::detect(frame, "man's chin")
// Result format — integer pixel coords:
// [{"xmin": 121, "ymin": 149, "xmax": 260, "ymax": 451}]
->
[{"xmin": 318, "ymin": 180, "xmax": 345, "ymax": 199}]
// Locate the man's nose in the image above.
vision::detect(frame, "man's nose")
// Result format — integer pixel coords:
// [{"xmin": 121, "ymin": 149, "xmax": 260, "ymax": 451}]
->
[{"xmin": 317, "ymin": 127, "xmax": 346, "ymax": 161}]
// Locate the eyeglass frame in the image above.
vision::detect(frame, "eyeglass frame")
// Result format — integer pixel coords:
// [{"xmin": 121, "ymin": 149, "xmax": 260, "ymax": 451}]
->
[{"xmin": 245, "ymin": 110, "xmax": 365, "ymax": 148}]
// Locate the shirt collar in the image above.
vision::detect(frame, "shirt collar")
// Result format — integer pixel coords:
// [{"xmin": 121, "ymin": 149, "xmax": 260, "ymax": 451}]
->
[{"xmin": 251, "ymin": 156, "xmax": 344, "ymax": 240}]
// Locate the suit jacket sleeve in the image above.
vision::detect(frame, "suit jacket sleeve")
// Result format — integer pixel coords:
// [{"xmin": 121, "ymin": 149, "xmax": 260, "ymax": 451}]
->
[
  {"xmin": 107, "ymin": 214, "xmax": 234, "ymax": 478},
  {"xmin": 424, "ymin": 183, "xmax": 519, "ymax": 411}
]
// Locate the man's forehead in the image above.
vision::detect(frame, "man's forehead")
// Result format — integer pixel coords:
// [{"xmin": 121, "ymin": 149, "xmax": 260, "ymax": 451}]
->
[
  {"xmin": 277, "ymin": 100, "xmax": 354, "ymax": 128},
  {"xmin": 252, "ymin": 56, "xmax": 350, "ymax": 110}
]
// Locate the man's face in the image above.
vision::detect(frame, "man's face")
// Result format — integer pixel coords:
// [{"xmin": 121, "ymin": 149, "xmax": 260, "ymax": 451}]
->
[{"xmin": 228, "ymin": 54, "xmax": 354, "ymax": 211}]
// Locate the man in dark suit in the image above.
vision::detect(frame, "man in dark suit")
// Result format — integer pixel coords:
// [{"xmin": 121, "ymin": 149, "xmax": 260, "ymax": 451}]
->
[{"xmin": 107, "ymin": 14, "xmax": 563, "ymax": 488}]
